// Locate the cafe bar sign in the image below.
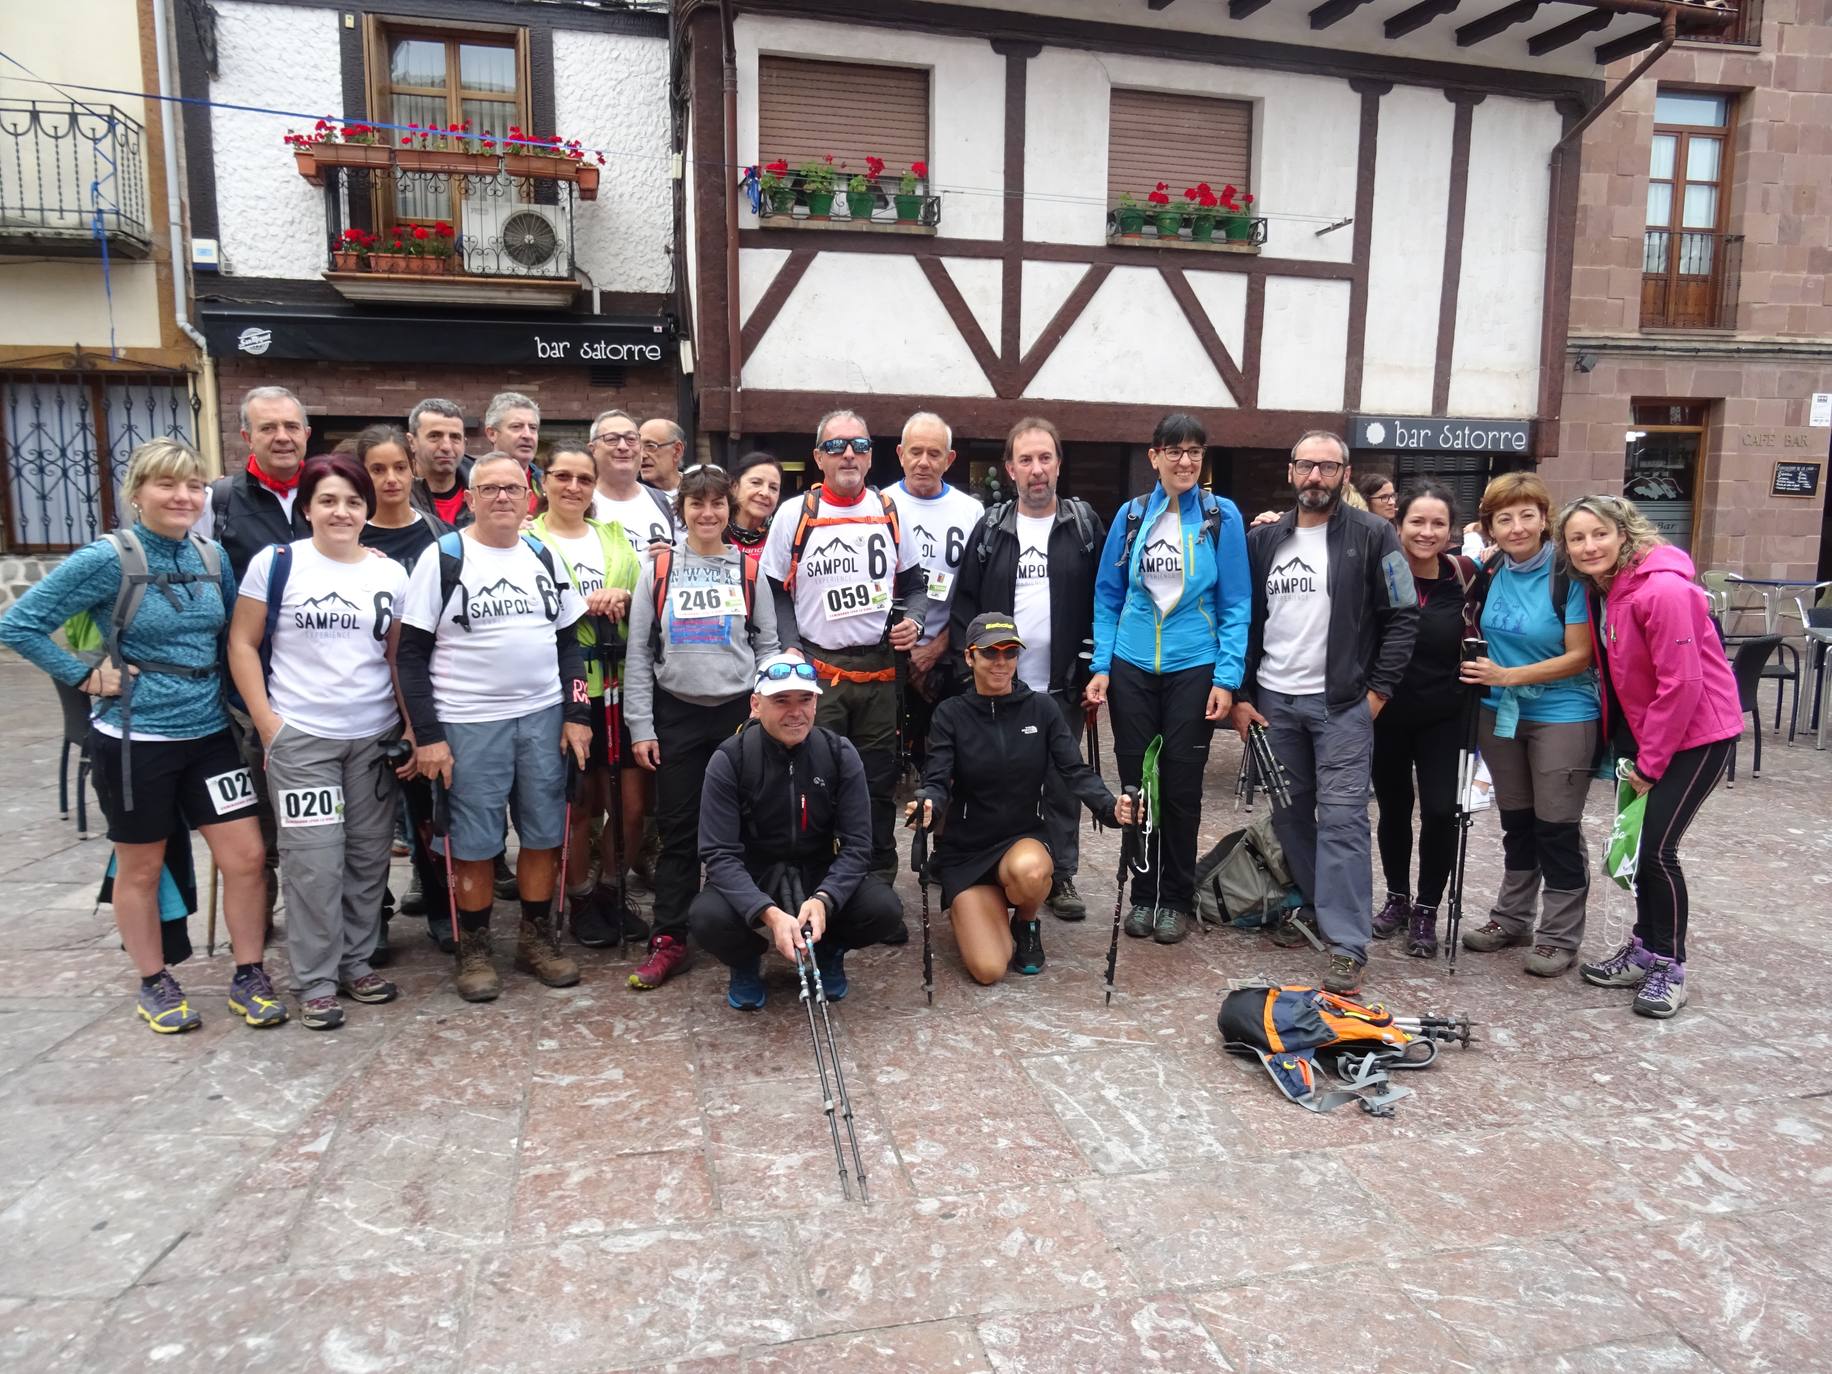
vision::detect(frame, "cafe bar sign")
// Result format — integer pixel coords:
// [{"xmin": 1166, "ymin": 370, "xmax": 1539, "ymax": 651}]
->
[
  {"xmin": 200, "ymin": 308, "xmax": 671, "ymax": 366},
  {"xmin": 1351, "ymin": 414, "xmax": 1533, "ymax": 455}
]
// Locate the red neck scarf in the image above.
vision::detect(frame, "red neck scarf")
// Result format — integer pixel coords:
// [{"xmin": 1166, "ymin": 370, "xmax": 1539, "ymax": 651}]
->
[
  {"xmin": 246, "ymin": 453, "xmax": 300, "ymax": 496},
  {"xmin": 820, "ymin": 479, "xmax": 867, "ymax": 508}
]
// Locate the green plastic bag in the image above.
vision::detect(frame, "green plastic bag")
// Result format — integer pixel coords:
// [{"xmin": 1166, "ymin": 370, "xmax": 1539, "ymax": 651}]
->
[
  {"xmin": 1603, "ymin": 760, "xmax": 1646, "ymax": 890},
  {"xmin": 1140, "ymin": 734, "xmax": 1163, "ymax": 831}
]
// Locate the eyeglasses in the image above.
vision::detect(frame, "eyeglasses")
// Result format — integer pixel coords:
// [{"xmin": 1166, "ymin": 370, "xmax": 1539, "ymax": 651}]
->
[
  {"xmin": 545, "ymin": 471, "xmax": 594, "ymax": 486},
  {"xmin": 592, "ymin": 430, "xmax": 640, "ymax": 447},
  {"xmin": 473, "ymin": 483, "xmax": 529, "ymax": 501},
  {"xmin": 640, "ymin": 439, "xmax": 681, "ymax": 454},
  {"xmin": 1291, "ymin": 460, "xmax": 1344, "ymax": 478},
  {"xmin": 757, "ymin": 661, "xmax": 819, "ymax": 685},
  {"xmin": 1157, "ymin": 447, "xmax": 1205, "ymax": 464},
  {"xmin": 818, "ymin": 437, "xmax": 873, "ymax": 456},
  {"xmin": 974, "ymin": 644, "xmax": 1020, "ymax": 660}
]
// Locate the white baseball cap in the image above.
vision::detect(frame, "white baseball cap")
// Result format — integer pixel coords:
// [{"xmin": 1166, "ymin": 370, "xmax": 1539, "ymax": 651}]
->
[{"xmin": 754, "ymin": 653, "xmax": 823, "ymax": 697}]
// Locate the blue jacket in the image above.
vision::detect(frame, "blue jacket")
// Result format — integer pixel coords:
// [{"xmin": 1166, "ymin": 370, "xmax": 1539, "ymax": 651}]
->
[{"xmin": 1091, "ymin": 485, "xmax": 1250, "ymax": 689}]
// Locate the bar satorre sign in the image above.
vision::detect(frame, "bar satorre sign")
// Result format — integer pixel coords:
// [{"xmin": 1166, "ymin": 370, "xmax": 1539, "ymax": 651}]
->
[{"xmin": 1351, "ymin": 414, "xmax": 1532, "ymax": 454}]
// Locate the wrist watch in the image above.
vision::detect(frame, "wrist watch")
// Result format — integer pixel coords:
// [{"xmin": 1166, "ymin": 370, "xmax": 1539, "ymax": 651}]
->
[{"xmin": 813, "ymin": 889, "xmax": 836, "ymax": 917}]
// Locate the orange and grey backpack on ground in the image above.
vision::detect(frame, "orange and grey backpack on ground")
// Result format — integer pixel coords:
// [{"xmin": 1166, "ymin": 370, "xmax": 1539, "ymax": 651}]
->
[
  {"xmin": 1217, "ymin": 981, "xmax": 1473, "ymax": 1117},
  {"xmin": 648, "ymin": 546, "xmax": 760, "ymax": 661},
  {"xmin": 781, "ymin": 483, "xmax": 902, "ymax": 592}
]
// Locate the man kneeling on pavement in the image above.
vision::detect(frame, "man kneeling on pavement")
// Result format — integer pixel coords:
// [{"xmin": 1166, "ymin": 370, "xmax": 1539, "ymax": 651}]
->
[{"xmin": 689, "ymin": 653, "xmax": 907, "ymax": 1009}]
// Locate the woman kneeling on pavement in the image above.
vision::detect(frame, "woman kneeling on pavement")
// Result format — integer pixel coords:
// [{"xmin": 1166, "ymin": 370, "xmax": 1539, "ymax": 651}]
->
[
  {"xmin": 0, "ymin": 438, "xmax": 281, "ymax": 1034},
  {"xmin": 529, "ymin": 444, "xmax": 644, "ymax": 949},
  {"xmin": 1371, "ymin": 480, "xmax": 1476, "ymax": 959},
  {"xmin": 910, "ymin": 613, "xmax": 1132, "ymax": 983},
  {"xmin": 1561, "ymin": 494, "xmax": 1741, "ymax": 1019},
  {"xmin": 625, "ymin": 463, "xmax": 779, "ymax": 990},
  {"xmin": 1458, "ymin": 471, "xmax": 1599, "ymax": 977},
  {"xmin": 228, "ymin": 454, "xmax": 415, "ymax": 1029}
]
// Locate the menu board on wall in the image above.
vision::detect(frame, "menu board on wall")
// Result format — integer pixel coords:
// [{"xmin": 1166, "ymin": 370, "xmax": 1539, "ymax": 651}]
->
[{"xmin": 1771, "ymin": 462, "xmax": 1822, "ymax": 498}]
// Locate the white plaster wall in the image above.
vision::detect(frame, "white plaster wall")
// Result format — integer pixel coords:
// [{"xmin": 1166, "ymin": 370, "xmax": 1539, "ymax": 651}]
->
[
  {"xmin": 1024, "ymin": 50, "xmax": 1359, "ymax": 265},
  {"xmin": 940, "ymin": 257, "xmax": 1001, "ymax": 348},
  {"xmin": 2, "ymin": 262, "xmax": 165, "ymax": 348},
  {"xmin": 734, "ymin": 16, "xmax": 1006, "ymax": 241},
  {"xmin": 554, "ymin": 31, "xmax": 672, "ymax": 295},
  {"xmin": 738, "ymin": 248, "xmax": 790, "ymax": 326},
  {"xmin": 1360, "ymin": 85, "xmax": 1455, "ymax": 414},
  {"xmin": 1020, "ymin": 261, "xmax": 1087, "ymax": 356},
  {"xmin": 1257, "ymin": 277, "xmax": 1351, "ymax": 412},
  {"xmin": 1447, "ymin": 96, "xmax": 1556, "ymax": 419},
  {"xmin": 742, "ymin": 253, "xmax": 993, "ymax": 396},
  {"xmin": 210, "ymin": 2, "xmax": 343, "ymax": 280},
  {"xmin": 1185, "ymin": 270, "xmax": 1249, "ymax": 369},
  {"xmin": 1024, "ymin": 267, "xmax": 1233, "ymax": 408}
]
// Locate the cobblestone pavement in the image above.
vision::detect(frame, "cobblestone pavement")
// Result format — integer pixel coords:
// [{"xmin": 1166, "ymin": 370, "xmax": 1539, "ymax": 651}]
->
[{"xmin": 1, "ymin": 653, "xmax": 1828, "ymax": 1373}]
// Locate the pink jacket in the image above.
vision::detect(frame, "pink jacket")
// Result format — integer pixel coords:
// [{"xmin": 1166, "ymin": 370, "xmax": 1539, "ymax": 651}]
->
[{"xmin": 1585, "ymin": 545, "xmax": 1742, "ymax": 781}]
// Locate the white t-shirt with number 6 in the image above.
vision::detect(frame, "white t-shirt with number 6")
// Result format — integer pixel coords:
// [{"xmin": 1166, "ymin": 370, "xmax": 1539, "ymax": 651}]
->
[{"xmin": 759, "ymin": 489, "xmax": 923, "ymax": 650}]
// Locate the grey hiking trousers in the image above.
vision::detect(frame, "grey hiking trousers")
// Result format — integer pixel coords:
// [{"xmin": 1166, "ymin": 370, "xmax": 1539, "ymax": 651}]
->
[
  {"xmin": 266, "ymin": 723, "xmax": 399, "ymax": 1001},
  {"xmin": 1262, "ymin": 690, "xmax": 1375, "ymax": 963}
]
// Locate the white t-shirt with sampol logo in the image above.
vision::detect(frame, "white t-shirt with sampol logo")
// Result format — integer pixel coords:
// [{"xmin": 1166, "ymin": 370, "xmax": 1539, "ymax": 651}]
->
[{"xmin": 760, "ymin": 489, "xmax": 923, "ymax": 650}]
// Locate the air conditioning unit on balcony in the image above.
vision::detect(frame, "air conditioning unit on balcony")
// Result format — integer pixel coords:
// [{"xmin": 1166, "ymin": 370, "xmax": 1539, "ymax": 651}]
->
[{"xmin": 460, "ymin": 196, "xmax": 569, "ymax": 280}]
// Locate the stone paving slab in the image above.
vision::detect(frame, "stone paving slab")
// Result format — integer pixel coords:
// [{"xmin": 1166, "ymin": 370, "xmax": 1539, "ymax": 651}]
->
[{"xmin": 0, "ymin": 656, "xmax": 1828, "ymax": 1371}]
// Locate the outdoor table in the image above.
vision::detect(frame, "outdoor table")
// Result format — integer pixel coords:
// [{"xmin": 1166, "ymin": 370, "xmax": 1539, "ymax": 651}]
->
[
  {"xmin": 1726, "ymin": 575, "xmax": 1819, "ymax": 634},
  {"xmin": 1812, "ymin": 626, "xmax": 1832, "ymax": 750}
]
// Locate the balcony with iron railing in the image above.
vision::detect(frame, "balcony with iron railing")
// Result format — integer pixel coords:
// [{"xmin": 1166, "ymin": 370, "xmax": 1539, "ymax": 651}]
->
[
  {"xmin": 1681, "ymin": 0, "xmax": 1761, "ymax": 45},
  {"xmin": 1642, "ymin": 228, "xmax": 1743, "ymax": 330},
  {"xmin": 307, "ymin": 156, "xmax": 591, "ymax": 308},
  {"xmin": 0, "ymin": 100, "xmax": 151, "ymax": 257}
]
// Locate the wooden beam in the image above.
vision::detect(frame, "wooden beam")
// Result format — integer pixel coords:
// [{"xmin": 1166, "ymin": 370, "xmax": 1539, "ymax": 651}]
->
[
  {"xmin": 739, "ymin": 249, "xmax": 815, "ymax": 360},
  {"xmin": 1455, "ymin": 0, "xmax": 1542, "ymax": 47},
  {"xmin": 1227, "ymin": 0, "xmax": 1274, "ymax": 18},
  {"xmin": 1015, "ymin": 265, "xmax": 1111, "ymax": 395},
  {"xmin": 1385, "ymin": 0, "xmax": 1460, "ymax": 39},
  {"xmin": 918, "ymin": 257, "xmax": 1004, "ymax": 394},
  {"xmin": 1596, "ymin": 20, "xmax": 1665, "ymax": 63},
  {"xmin": 1310, "ymin": 0, "xmax": 1379, "ymax": 29},
  {"xmin": 1527, "ymin": 7, "xmax": 1612, "ymax": 56},
  {"xmin": 1160, "ymin": 267, "xmax": 1249, "ymax": 405}
]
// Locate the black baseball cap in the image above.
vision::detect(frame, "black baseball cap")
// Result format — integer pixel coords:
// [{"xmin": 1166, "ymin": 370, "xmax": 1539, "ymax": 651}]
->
[{"xmin": 964, "ymin": 612, "xmax": 1024, "ymax": 649}]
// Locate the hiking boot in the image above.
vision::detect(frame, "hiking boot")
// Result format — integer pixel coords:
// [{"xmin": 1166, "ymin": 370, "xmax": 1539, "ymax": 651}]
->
[
  {"xmin": 570, "ymin": 889, "xmax": 615, "ymax": 948},
  {"xmin": 493, "ymin": 854, "xmax": 517, "ymax": 899},
  {"xmin": 1048, "ymin": 877, "xmax": 1087, "ymax": 922},
  {"xmin": 1405, "ymin": 904, "xmax": 1438, "ymax": 960},
  {"xmin": 590, "ymin": 887, "xmax": 651, "ymax": 946},
  {"xmin": 1322, "ymin": 954, "xmax": 1364, "ymax": 995},
  {"xmin": 137, "ymin": 972, "xmax": 201, "ymax": 1035},
  {"xmin": 881, "ymin": 917, "xmax": 911, "ymax": 946},
  {"xmin": 1271, "ymin": 910, "xmax": 1319, "ymax": 949},
  {"xmin": 1461, "ymin": 919, "xmax": 1532, "ymax": 954},
  {"xmin": 300, "ymin": 995, "xmax": 344, "ymax": 1031},
  {"xmin": 400, "ymin": 872, "xmax": 426, "ymax": 917},
  {"xmin": 1371, "ymin": 892, "xmax": 1411, "ymax": 940},
  {"xmin": 426, "ymin": 914, "xmax": 457, "ymax": 955},
  {"xmin": 628, "ymin": 935, "xmax": 688, "ymax": 990},
  {"xmin": 815, "ymin": 944, "xmax": 848, "ymax": 1001},
  {"xmin": 1153, "ymin": 907, "xmax": 1189, "ymax": 945},
  {"xmin": 1581, "ymin": 936, "xmax": 1650, "ymax": 988},
  {"xmin": 371, "ymin": 917, "xmax": 393, "ymax": 969},
  {"xmin": 1632, "ymin": 956, "xmax": 1686, "ymax": 1019},
  {"xmin": 1123, "ymin": 903, "xmax": 1156, "ymax": 939},
  {"xmin": 228, "ymin": 965, "xmax": 288, "ymax": 1028},
  {"xmin": 1525, "ymin": 945, "xmax": 1577, "ymax": 978},
  {"xmin": 455, "ymin": 927, "xmax": 502, "ymax": 1002},
  {"xmin": 340, "ymin": 972, "xmax": 397, "ymax": 1004},
  {"xmin": 1010, "ymin": 916, "xmax": 1046, "ymax": 975},
  {"xmin": 515, "ymin": 919, "xmax": 581, "ymax": 988},
  {"xmin": 727, "ymin": 956, "xmax": 766, "ymax": 1011}
]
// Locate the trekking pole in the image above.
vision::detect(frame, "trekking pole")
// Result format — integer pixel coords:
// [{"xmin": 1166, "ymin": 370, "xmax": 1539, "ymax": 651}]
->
[
  {"xmin": 204, "ymin": 856, "xmax": 219, "ymax": 957},
  {"xmin": 909, "ymin": 801, "xmax": 933, "ymax": 1005},
  {"xmin": 1246, "ymin": 723, "xmax": 1294, "ymax": 810},
  {"xmin": 1103, "ymin": 785, "xmax": 1143, "ymax": 1006},
  {"xmin": 793, "ymin": 866, "xmax": 868, "ymax": 1201},
  {"xmin": 604, "ymin": 635, "xmax": 629, "ymax": 955},
  {"xmin": 782, "ymin": 869, "xmax": 855, "ymax": 1201},
  {"xmin": 430, "ymin": 776, "xmax": 461, "ymax": 952},
  {"xmin": 1445, "ymin": 638, "xmax": 1488, "ymax": 975},
  {"xmin": 553, "ymin": 755, "xmax": 581, "ymax": 941},
  {"xmin": 1084, "ymin": 702, "xmax": 1106, "ymax": 833},
  {"xmin": 886, "ymin": 595, "xmax": 913, "ymax": 784}
]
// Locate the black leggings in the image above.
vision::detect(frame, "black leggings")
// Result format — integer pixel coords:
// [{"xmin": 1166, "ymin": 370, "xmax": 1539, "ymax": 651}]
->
[
  {"xmin": 1635, "ymin": 737, "xmax": 1732, "ymax": 963},
  {"xmin": 1109, "ymin": 659, "xmax": 1215, "ymax": 912},
  {"xmin": 1370, "ymin": 703, "xmax": 1462, "ymax": 908}
]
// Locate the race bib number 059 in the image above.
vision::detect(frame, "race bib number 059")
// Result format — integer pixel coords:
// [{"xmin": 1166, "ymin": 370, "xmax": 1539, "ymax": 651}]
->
[
  {"xmin": 278, "ymin": 785, "xmax": 345, "ymax": 829},
  {"xmin": 670, "ymin": 582, "xmax": 746, "ymax": 620},
  {"xmin": 205, "ymin": 768, "xmax": 258, "ymax": 817},
  {"xmin": 823, "ymin": 580, "xmax": 890, "ymax": 620}
]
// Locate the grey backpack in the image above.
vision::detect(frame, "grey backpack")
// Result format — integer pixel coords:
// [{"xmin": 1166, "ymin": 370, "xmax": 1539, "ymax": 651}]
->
[{"xmin": 1194, "ymin": 813, "xmax": 1295, "ymax": 929}]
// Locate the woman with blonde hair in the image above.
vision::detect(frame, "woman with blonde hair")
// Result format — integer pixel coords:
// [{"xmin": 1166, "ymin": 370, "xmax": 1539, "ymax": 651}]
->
[
  {"xmin": 1457, "ymin": 470, "xmax": 1598, "ymax": 977},
  {"xmin": 1560, "ymin": 494, "xmax": 1740, "ymax": 1018},
  {"xmin": 0, "ymin": 438, "xmax": 281, "ymax": 1034}
]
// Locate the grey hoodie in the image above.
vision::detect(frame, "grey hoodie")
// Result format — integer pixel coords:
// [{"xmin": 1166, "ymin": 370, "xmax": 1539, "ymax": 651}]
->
[{"xmin": 625, "ymin": 546, "xmax": 779, "ymax": 741}]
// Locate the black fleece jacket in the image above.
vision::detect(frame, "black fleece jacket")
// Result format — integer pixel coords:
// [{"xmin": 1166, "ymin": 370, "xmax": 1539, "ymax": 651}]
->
[
  {"xmin": 950, "ymin": 498, "xmax": 1105, "ymax": 695},
  {"xmin": 917, "ymin": 682, "xmax": 1117, "ymax": 864}
]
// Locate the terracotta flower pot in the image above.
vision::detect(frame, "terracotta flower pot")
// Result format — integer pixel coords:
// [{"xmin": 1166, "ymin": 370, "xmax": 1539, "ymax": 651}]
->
[
  {"xmin": 331, "ymin": 250, "xmax": 366, "ymax": 272},
  {"xmin": 293, "ymin": 147, "xmax": 320, "ymax": 183},
  {"xmin": 573, "ymin": 164, "xmax": 600, "ymax": 200}
]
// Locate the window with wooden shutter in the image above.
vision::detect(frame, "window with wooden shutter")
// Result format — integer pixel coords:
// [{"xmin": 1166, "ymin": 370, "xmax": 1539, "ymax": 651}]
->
[
  {"xmin": 1107, "ymin": 89, "xmax": 1252, "ymax": 206},
  {"xmin": 757, "ymin": 57, "xmax": 928, "ymax": 177}
]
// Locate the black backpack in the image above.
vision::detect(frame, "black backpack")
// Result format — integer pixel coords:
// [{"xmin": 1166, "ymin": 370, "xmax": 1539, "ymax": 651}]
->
[
  {"xmin": 435, "ymin": 530, "xmax": 564, "ymax": 631},
  {"xmin": 1117, "ymin": 492, "xmax": 1224, "ymax": 570},
  {"xmin": 975, "ymin": 497, "xmax": 1101, "ymax": 566}
]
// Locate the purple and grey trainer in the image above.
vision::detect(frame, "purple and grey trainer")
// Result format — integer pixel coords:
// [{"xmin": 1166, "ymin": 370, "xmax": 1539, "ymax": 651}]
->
[
  {"xmin": 1633, "ymin": 957, "xmax": 1687, "ymax": 1019},
  {"xmin": 228, "ymin": 965, "xmax": 288, "ymax": 1028},
  {"xmin": 136, "ymin": 972, "xmax": 202, "ymax": 1035},
  {"xmin": 1581, "ymin": 936, "xmax": 1650, "ymax": 988},
  {"xmin": 1372, "ymin": 892, "xmax": 1411, "ymax": 940}
]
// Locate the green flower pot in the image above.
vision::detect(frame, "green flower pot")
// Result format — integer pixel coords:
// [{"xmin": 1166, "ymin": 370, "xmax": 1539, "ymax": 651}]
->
[
  {"xmin": 894, "ymin": 192, "xmax": 924, "ymax": 223},
  {"xmin": 767, "ymin": 186, "xmax": 796, "ymax": 214},
  {"xmin": 1224, "ymin": 214, "xmax": 1253, "ymax": 242},
  {"xmin": 846, "ymin": 190, "xmax": 875, "ymax": 220},
  {"xmin": 806, "ymin": 190, "xmax": 834, "ymax": 219},
  {"xmin": 1154, "ymin": 211, "xmax": 1183, "ymax": 238},
  {"xmin": 1190, "ymin": 214, "xmax": 1216, "ymax": 243},
  {"xmin": 1115, "ymin": 207, "xmax": 1144, "ymax": 237}
]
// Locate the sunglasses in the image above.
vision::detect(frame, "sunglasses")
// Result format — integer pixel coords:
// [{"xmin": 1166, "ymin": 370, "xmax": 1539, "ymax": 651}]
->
[
  {"xmin": 757, "ymin": 661, "xmax": 819, "ymax": 685},
  {"xmin": 681, "ymin": 463, "xmax": 727, "ymax": 477},
  {"xmin": 974, "ymin": 643, "xmax": 1020, "ymax": 660},
  {"xmin": 818, "ymin": 437, "xmax": 873, "ymax": 456}
]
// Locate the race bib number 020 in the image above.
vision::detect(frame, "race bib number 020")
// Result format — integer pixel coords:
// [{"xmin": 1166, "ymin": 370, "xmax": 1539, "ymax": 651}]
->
[
  {"xmin": 670, "ymin": 582, "xmax": 746, "ymax": 620},
  {"xmin": 823, "ymin": 580, "xmax": 890, "ymax": 620},
  {"xmin": 205, "ymin": 768, "xmax": 258, "ymax": 817},
  {"xmin": 278, "ymin": 785, "xmax": 345, "ymax": 829}
]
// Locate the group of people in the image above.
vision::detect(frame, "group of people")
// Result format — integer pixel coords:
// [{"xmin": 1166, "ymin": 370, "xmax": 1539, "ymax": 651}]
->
[{"xmin": 0, "ymin": 386, "xmax": 1740, "ymax": 1036}]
